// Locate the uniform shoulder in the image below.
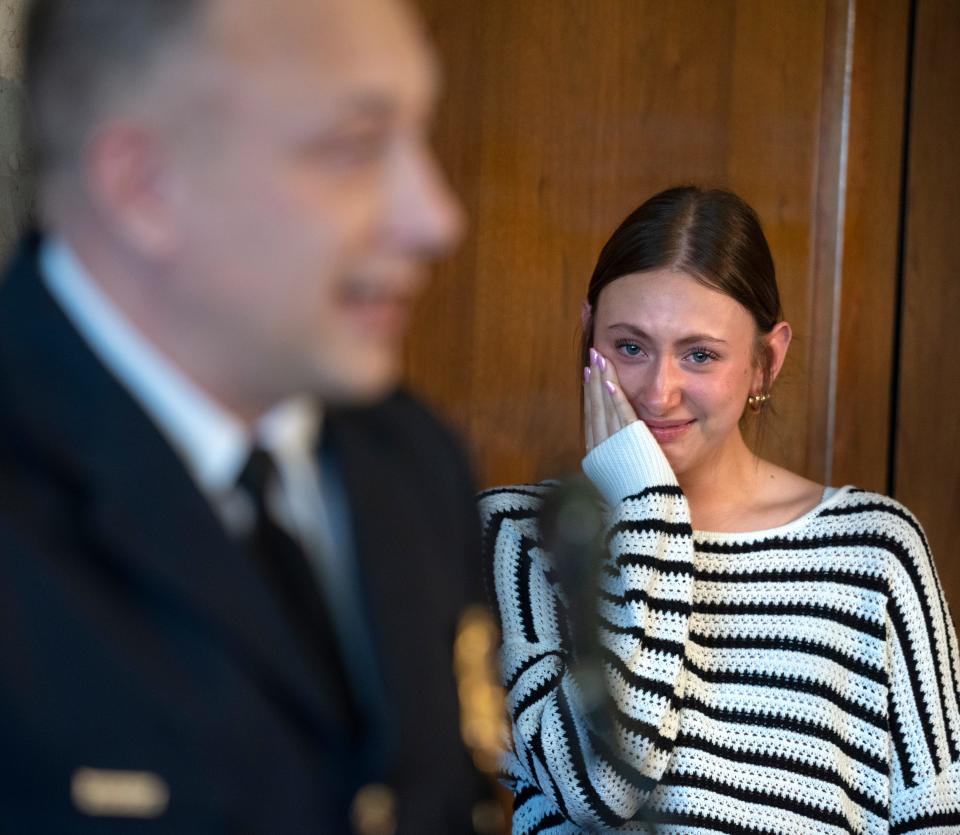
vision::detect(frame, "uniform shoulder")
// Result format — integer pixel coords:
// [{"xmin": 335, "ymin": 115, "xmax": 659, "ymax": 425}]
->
[
  {"xmin": 329, "ymin": 388, "xmax": 466, "ymax": 461},
  {"xmin": 349, "ymin": 387, "xmax": 453, "ymax": 435}
]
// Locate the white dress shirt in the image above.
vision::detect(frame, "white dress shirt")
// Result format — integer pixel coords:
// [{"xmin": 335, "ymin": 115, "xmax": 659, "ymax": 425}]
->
[{"xmin": 40, "ymin": 238, "xmax": 372, "ymax": 692}]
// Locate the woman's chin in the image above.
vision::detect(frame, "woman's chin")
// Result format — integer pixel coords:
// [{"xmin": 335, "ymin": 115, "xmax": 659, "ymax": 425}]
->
[
  {"xmin": 660, "ymin": 445, "xmax": 702, "ymax": 482},
  {"xmin": 661, "ymin": 448, "xmax": 686, "ymax": 474}
]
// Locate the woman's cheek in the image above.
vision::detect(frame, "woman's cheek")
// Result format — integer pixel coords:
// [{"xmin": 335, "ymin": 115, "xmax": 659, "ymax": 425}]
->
[
  {"xmin": 713, "ymin": 372, "xmax": 751, "ymax": 407},
  {"xmin": 612, "ymin": 363, "xmax": 648, "ymax": 411},
  {"xmin": 689, "ymin": 375, "xmax": 745, "ymax": 423}
]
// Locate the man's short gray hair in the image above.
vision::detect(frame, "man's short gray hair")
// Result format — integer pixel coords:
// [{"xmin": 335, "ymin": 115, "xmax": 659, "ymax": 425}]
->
[{"xmin": 25, "ymin": 0, "xmax": 206, "ymax": 186}]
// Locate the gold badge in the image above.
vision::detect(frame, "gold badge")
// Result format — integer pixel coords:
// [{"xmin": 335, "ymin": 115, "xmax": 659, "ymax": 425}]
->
[
  {"xmin": 71, "ymin": 768, "xmax": 169, "ymax": 818},
  {"xmin": 454, "ymin": 604, "xmax": 508, "ymax": 774},
  {"xmin": 350, "ymin": 783, "xmax": 397, "ymax": 835}
]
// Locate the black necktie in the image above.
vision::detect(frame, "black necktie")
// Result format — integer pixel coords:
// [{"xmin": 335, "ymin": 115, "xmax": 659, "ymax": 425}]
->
[{"xmin": 237, "ymin": 447, "xmax": 357, "ymax": 732}]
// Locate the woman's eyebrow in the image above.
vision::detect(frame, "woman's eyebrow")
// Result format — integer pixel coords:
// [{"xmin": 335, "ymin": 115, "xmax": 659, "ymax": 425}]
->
[
  {"xmin": 676, "ymin": 333, "xmax": 728, "ymax": 346},
  {"xmin": 606, "ymin": 323, "xmax": 650, "ymax": 338},
  {"xmin": 605, "ymin": 323, "xmax": 728, "ymax": 345}
]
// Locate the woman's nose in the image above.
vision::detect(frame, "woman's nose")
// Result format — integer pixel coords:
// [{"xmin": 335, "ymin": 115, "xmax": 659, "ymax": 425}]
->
[{"xmin": 641, "ymin": 358, "xmax": 683, "ymax": 415}]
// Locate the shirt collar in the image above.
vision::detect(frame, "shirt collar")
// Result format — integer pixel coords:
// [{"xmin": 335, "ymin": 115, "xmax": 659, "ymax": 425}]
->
[
  {"xmin": 256, "ymin": 396, "xmax": 323, "ymax": 470},
  {"xmin": 39, "ymin": 237, "xmax": 320, "ymax": 497}
]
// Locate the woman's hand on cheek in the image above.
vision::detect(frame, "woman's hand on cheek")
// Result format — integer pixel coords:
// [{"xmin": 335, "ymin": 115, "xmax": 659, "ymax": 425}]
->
[{"xmin": 584, "ymin": 348, "xmax": 638, "ymax": 453}]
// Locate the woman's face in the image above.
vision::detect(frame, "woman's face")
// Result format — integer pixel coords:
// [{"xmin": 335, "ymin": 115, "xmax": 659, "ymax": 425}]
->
[{"xmin": 590, "ymin": 268, "xmax": 775, "ymax": 480}]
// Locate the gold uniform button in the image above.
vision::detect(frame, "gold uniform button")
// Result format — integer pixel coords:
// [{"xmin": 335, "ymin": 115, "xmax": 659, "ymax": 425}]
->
[
  {"xmin": 471, "ymin": 798, "xmax": 505, "ymax": 834},
  {"xmin": 350, "ymin": 783, "xmax": 397, "ymax": 835}
]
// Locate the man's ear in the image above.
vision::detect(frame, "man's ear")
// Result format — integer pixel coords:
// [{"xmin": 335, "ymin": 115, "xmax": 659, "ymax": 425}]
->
[{"xmin": 85, "ymin": 120, "xmax": 180, "ymax": 259}]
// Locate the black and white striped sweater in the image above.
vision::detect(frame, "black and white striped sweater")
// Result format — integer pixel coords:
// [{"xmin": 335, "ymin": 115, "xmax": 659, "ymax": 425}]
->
[{"xmin": 479, "ymin": 421, "xmax": 960, "ymax": 834}]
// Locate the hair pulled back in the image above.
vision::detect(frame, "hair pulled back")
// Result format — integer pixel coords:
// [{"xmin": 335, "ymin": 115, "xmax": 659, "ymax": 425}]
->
[{"xmin": 582, "ymin": 186, "xmax": 783, "ymax": 393}]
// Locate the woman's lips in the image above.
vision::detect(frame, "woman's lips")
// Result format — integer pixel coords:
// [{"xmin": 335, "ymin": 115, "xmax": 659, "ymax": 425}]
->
[{"xmin": 643, "ymin": 419, "xmax": 695, "ymax": 443}]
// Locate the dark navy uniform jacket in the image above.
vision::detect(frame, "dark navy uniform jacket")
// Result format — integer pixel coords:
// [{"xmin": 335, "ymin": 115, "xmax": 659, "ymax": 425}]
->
[{"xmin": 0, "ymin": 235, "xmax": 486, "ymax": 834}]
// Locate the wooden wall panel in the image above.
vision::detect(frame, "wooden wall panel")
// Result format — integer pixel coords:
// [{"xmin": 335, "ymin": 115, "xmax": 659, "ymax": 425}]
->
[
  {"xmin": 831, "ymin": 0, "xmax": 910, "ymax": 491},
  {"xmin": 406, "ymin": 0, "xmax": 907, "ymax": 496},
  {"xmin": 895, "ymin": 0, "xmax": 960, "ymax": 612}
]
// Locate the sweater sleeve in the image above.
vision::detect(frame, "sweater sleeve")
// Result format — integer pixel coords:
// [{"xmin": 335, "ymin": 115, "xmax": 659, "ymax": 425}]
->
[
  {"xmin": 479, "ymin": 421, "xmax": 695, "ymax": 830},
  {"xmin": 882, "ymin": 505, "xmax": 960, "ymax": 832}
]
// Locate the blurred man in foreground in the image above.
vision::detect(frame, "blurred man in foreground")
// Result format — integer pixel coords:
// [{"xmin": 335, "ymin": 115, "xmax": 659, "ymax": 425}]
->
[{"xmin": 0, "ymin": 0, "xmax": 488, "ymax": 831}]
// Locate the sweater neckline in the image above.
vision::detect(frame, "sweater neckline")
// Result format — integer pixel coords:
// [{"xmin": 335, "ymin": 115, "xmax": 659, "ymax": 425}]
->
[{"xmin": 692, "ymin": 484, "xmax": 854, "ymax": 542}]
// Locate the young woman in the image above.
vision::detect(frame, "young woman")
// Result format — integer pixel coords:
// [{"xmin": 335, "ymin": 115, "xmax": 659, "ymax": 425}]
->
[{"xmin": 480, "ymin": 187, "xmax": 960, "ymax": 833}]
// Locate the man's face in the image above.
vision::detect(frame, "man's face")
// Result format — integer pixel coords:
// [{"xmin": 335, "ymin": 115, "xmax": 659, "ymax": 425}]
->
[{"xmin": 159, "ymin": 0, "xmax": 462, "ymax": 411}]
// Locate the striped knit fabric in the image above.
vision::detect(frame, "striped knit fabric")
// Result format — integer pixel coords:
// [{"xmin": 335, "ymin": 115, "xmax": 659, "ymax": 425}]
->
[{"xmin": 479, "ymin": 420, "xmax": 960, "ymax": 834}]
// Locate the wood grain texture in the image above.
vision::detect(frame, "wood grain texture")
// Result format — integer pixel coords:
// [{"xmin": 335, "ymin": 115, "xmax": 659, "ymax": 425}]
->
[
  {"xmin": 405, "ymin": 0, "xmax": 908, "ymax": 497},
  {"xmin": 806, "ymin": 0, "xmax": 856, "ymax": 486},
  {"xmin": 895, "ymin": 0, "xmax": 960, "ymax": 614},
  {"xmin": 832, "ymin": 0, "xmax": 910, "ymax": 491},
  {"xmin": 408, "ymin": 0, "xmax": 828, "ymax": 488}
]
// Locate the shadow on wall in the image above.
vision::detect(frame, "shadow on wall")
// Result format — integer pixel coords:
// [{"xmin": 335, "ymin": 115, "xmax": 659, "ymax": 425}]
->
[{"xmin": 0, "ymin": 74, "xmax": 32, "ymax": 267}]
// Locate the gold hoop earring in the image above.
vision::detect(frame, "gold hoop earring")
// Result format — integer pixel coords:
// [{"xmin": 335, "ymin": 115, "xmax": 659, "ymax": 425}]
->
[{"xmin": 747, "ymin": 392, "xmax": 771, "ymax": 413}]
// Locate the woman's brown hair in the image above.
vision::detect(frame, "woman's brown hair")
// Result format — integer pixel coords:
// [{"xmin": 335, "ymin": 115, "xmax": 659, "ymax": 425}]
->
[{"xmin": 581, "ymin": 186, "xmax": 784, "ymax": 396}]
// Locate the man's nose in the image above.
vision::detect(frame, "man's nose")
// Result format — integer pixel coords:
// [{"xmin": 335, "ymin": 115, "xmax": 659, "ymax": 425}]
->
[{"xmin": 388, "ymin": 140, "xmax": 464, "ymax": 258}]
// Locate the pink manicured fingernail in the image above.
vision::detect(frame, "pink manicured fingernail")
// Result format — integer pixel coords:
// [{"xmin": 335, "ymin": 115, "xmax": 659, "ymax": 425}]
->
[
  {"xmin": 605, "ymin": 380, "xmax": 616, "ymax": 395},
  {"xmin": 589, "ymin": 348, "xmax": 598, "ymax": 366},
  {"xmin": 583, "ymin": 367, "xmax": 591, "ymax": 383},
  {"xmin": 598, "ymin": 355, "xmax": 607, "ymax": 372}
]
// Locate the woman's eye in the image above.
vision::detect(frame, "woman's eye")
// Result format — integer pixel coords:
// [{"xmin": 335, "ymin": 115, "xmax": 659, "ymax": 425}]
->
[
  {"xmin": 687, "ymin": 349, "xmax": 718, "ymax": 364},
  {"xmin": 619, "ymin": 343, "xmax": 642, "ymax": 357}
]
